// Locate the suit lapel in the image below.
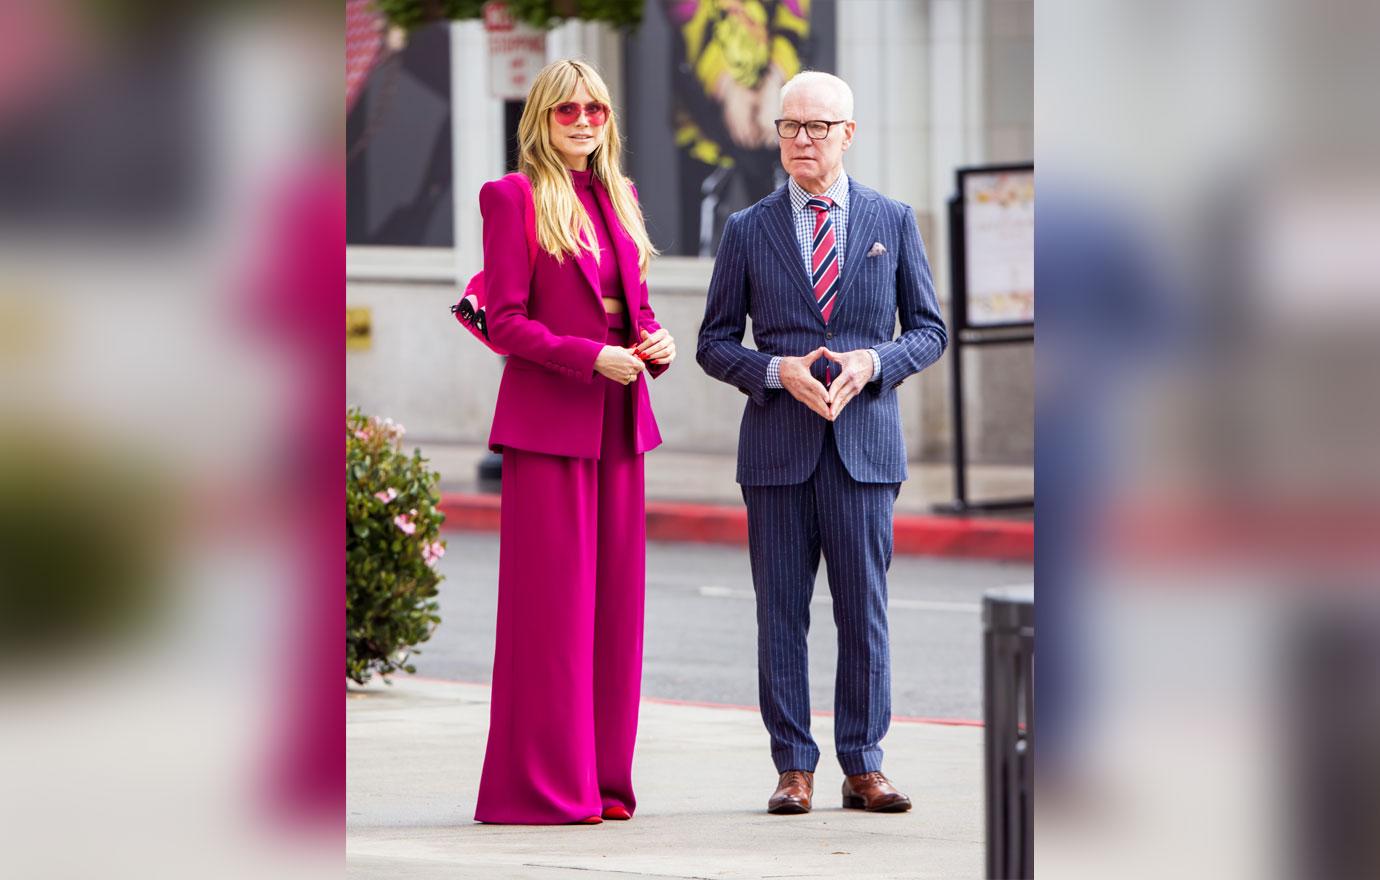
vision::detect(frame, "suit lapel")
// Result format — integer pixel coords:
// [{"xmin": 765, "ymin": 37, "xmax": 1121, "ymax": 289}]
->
[
  {"xmin": 834, "ymin": 183, "xmax": 879, "ymax": 316},
  {"xmin": 762, "ymin": 188, "xmax": 825, "ymax": 325},
  {"xmin": 574, "ymin": 244, "xmax": 602, "ymax": 305}
]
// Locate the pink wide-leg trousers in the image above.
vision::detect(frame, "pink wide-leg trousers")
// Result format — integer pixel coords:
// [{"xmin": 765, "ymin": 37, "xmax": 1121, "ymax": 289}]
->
[{"xmin": 475, "ymin": 316, "xmax": 646, "ymax": 824}]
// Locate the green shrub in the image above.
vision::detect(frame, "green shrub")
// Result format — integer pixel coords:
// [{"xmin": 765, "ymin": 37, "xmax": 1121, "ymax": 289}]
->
[
  {"xmin": 346, "ymin": 408, "xmax": 446, "ymax": 685},
  {"xmin": 372, "ymin": 0, "xmax": 646, "ymax": 33}
]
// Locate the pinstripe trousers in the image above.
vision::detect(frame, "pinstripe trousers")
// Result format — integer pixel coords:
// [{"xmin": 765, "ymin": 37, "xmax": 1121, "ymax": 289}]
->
[{"xmin": 741, "ymin": 424, "xmax": 898, "ymax": 776}]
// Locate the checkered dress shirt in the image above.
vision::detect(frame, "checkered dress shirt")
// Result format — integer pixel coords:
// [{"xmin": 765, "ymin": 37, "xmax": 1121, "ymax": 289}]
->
[{"xmin": 765, "ymin": 174, "xmax": 881, "ymax": 388}]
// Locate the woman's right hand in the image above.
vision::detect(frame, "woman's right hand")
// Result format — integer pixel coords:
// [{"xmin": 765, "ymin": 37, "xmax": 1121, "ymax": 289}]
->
[{"xmin": 593, "ymin": 345, "xmax": 646, "ymax": 385}]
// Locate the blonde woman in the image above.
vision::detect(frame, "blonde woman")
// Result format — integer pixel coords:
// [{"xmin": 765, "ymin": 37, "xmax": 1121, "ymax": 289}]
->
[{"xmin": 473, "ymin": 60, "xmax": 675, "ymax": 825}]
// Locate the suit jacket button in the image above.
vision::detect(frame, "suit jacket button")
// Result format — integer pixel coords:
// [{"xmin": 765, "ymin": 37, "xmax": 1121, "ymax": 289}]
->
[{"xmin": 826, "ymin": 332, "xmax": 833, "ymax": 340}]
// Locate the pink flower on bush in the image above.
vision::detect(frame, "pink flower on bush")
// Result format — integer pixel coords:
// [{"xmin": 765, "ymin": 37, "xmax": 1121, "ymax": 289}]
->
[
  {"xmin": 374, "ymin": 487, "xmax": 398, "ymax": 503},
  {"xmin": 393, "ymin": 510, "xmax": 417, "ymax": 535},
  {"xmin": 422, "ymin": 541, "xmax": 445, "ymax": 566},
  {"xmin": 378, "ymin": 417, "xmax": 405, "ymax": 441},
  {"xmin": 353, "ymin": 428, "xmax": 372, "ymax": 440}
]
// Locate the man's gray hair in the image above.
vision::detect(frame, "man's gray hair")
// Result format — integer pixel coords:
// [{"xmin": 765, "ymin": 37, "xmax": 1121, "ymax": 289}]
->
[{"xmin": 779, "ymin": 71, "xmax": 855, "ymax": 119}]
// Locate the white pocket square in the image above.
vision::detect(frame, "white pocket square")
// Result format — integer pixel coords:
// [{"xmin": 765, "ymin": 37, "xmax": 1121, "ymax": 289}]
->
[{"xmin": 866, "ymin": 241, "xmax": 887, "ymax": 257}]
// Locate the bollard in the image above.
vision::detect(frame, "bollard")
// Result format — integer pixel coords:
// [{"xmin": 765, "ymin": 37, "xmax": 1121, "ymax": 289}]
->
[{"xmin": 984, "ymin": 584, "xmax": 1034, "ymax": 880}]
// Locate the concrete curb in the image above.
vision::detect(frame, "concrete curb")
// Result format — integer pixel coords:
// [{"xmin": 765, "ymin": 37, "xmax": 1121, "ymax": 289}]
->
[{"xmin": 438, "ymin": 492, "xmax": 1033, "ymax": 561}]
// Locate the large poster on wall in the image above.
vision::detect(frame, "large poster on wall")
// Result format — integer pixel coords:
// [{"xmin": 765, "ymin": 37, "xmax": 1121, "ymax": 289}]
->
[
  {"xmin": 346, "ymin": 23, "xmax": 454, "ymax": 247},
  {"xmin": 625, "ymin": 1, "xmax": 836, "ymax": 257}
]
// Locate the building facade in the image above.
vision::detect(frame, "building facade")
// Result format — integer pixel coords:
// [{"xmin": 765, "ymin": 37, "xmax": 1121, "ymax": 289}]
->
[{"xmin": 346, "ymin": 0, "xmax": 1032, "ymax": 467}]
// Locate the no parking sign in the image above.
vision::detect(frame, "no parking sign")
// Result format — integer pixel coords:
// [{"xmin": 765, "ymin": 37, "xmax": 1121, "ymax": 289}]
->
[{"xmin": 484, "ymin": 2, "xmax": 546, "ymax": 101}]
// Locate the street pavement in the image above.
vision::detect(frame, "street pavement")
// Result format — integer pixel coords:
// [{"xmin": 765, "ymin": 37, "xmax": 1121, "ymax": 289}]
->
[
  {"xmin": 416, "ymin": 532, "xmax": 1032, "ymax": 720},
  {"xmin": 347, "ymin": 675, "xmax": 984, "ymax": 879}
]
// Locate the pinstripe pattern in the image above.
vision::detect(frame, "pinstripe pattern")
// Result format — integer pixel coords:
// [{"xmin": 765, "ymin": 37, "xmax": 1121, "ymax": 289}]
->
[
  {"xmin": 696, "ymin": 178, "xmax": 948, "ymax": 486},
  {"xmin": 697, "ymin": 177, "xmax": 947, "ymax": 777},
  {"xmin": 742, "ymin": 426, "xmax": 897, "ymax": 775}
]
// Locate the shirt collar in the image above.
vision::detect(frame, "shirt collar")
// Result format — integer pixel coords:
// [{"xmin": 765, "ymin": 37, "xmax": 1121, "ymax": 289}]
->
[{"xmin": 789, "ymin": 172, "xmax": 850, "ymax": 214}]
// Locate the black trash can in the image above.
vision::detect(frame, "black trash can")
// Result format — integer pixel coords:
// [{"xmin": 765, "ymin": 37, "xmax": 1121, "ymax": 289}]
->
[{"xmin": 984, "ymin": 585, "xmax": 1034, "ymax": 880}]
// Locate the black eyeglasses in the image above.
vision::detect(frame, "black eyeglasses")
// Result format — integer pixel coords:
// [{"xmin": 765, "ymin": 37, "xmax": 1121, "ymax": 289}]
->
[{"xmin": 774, "ymin": 119, "xmax": 849, "ymax": 140}]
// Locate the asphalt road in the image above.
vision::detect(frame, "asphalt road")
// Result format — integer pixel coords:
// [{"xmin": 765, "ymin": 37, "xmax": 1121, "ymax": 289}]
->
[{"xmin": 415, "ymin": 532, "xmax": 1032, "ymax": 720}]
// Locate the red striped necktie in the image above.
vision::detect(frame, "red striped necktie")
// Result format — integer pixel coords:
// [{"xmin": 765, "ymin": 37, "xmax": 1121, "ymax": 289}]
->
[{"xmin": 807, "ymin": 196, "xmax": 840, "ymax": 323}]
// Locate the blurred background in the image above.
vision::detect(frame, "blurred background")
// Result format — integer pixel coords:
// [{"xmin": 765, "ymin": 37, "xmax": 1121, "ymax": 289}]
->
[
  {"xmin": 0, "ymin": 1, "xmax": 341, "ymax": 878},
  {"xmin": 1037, "ymin": 1, "xmax": 1380, "ymax": 878}
]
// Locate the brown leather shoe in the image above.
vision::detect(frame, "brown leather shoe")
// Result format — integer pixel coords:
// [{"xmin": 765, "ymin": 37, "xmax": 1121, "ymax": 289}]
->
[
  {"xmin": 842, "ymin": 772, "xmax": 912, "ymax": 812},
  {"xmin": 768, "ymin": 770, "xmax": 814, "ymax": 814}
]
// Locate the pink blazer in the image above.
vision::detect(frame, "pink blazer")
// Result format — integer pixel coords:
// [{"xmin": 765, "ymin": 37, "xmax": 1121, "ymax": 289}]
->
[{"xmin": 480, "ymin": 173, "xmax": 666, "ymax": 459}]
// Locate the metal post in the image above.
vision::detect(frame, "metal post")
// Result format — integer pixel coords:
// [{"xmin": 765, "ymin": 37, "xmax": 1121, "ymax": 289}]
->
[
  {"xmin": 983, "ymin": 585, "xmax": 1035, "ymax": 880},
  {"xmin": 941, "ymin": 193, "xmax": 969, "ymax": 512},
  {"xmin": 451, "ymin": 20, "xmax": 509, "ymax": 493}
]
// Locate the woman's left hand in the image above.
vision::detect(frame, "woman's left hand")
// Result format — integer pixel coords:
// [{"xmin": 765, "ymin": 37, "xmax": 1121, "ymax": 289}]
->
[{"xmin": 635, "ymin": 328, "xmax": 676, "ymax": 366}]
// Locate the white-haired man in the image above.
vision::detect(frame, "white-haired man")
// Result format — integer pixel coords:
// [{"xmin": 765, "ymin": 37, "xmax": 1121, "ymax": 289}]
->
[{"xmin": 697, "ymin": 71, "xmax": 948, "ymax": 814}]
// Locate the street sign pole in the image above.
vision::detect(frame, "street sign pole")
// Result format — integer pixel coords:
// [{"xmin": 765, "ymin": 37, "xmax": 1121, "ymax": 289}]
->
[{"xmin": 467, "ymin": 3, "xmax": 546, "ymax": 491}]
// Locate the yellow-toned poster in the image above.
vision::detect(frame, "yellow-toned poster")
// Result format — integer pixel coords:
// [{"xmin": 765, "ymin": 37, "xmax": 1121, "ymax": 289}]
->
[{"xmin": 963, "ymin": 169, "xmax": 1035, "ymax": 326}]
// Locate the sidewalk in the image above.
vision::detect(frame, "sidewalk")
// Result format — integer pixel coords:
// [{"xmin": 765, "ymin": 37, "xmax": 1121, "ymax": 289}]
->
[
  {"xmin": 347, "ymin": 676, "xmax": 984, "ymax": 879},
  {"xmin": 420, "ymin": 442, "xmax": 1034, "ymax": 561}
]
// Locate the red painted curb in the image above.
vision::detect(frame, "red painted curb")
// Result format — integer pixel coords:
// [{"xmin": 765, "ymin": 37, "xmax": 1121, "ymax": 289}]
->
[
  {"xmin": 439, "ymin": 492, "xmax": 1032, "ymax": 561},
  {"xmin": 893, "ymin": 514, "xmax": 1033, "ymax": 561},
  {"xmin": 437, "ymin": 492, "xmax": 501, "ymax": 532}
]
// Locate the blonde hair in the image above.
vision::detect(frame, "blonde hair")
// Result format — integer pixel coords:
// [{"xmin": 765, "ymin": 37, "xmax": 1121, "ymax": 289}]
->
[{"xmin": 517, "ymin": 59, "xmax": 658, "ymax": 278}]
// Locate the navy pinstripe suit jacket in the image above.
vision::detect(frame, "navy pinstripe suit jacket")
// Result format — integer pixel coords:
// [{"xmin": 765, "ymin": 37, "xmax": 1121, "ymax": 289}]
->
[{"xmin": 697, "ymin": 179, "xmax": 948, "ymax": 486}]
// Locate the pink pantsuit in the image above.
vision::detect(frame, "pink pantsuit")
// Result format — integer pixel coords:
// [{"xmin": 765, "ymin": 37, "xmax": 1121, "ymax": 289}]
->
[{"xmin": 474, "ymin": 170, "xmax": 665, "ymax": 824}]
